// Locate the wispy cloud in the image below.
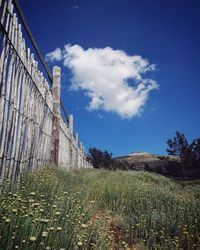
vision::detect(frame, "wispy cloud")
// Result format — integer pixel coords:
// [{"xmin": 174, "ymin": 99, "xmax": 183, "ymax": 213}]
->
[
  {"xmin": 46, "ymin": 45, "xmax": 158, "ymax": 119},
  {"xmin": 45, "ymin": 48, "xmax": 62, "ymax": 62}
]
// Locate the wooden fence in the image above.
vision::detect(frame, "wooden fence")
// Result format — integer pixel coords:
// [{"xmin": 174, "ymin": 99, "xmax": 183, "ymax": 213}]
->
[{"xmin": 0, "ymin": 0, "xmax": 92, "ymax": 181}]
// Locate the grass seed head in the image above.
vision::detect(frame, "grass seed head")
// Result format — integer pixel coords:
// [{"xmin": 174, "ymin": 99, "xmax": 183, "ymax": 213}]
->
[
  {"xmin": 77, "ymin": 241, "xmax": 83, "ymax": 247},
  {"xmin": 29, "ymin": 236, "xmax": 37, "ymax": 242}
]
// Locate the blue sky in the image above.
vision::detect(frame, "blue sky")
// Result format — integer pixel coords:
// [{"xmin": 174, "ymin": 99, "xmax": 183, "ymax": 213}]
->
[{"xmin": 19, "ymin": 0, "xmax": 200, "ymax": 156}]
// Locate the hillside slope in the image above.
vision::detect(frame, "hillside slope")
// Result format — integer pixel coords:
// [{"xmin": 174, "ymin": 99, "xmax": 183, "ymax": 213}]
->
[
  {"xmin": 115, "ymin": 153, "xmax": 179, "ymax": 171},
  {"xmin": 0, "ymin": 167, "xmax": 199, "ymax": 249}
]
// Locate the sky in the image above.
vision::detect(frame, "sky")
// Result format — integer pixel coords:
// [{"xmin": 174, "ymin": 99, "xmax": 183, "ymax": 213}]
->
[{"xmin": 19, "ymin": 0, "xmax": 200, "ymax": 156}]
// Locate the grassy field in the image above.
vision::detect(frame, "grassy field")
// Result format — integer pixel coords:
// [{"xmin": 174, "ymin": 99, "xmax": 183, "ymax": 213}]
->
[{"xmin": 0, "ymin": 167, "xmax": 200, "ymax": 250}]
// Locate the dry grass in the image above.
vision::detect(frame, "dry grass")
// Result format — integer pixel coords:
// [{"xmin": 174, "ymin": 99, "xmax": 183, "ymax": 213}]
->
[{"xmin": 0, "ymin": 167, "xmax": 199, "ymax": 249}]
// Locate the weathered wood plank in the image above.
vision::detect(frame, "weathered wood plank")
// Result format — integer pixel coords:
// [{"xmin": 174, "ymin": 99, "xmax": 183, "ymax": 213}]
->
[{"xmin": 0, "ymin": 5, "xmax": 15, "ymax": 178}]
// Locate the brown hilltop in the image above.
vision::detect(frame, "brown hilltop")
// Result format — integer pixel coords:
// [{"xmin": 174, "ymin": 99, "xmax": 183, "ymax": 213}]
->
[{"xmin": 114, "ymin": 152, "xmax": 179, "ymax": 171}]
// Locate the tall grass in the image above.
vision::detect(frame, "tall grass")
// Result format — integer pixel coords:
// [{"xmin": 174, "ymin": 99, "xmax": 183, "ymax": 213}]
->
[{"xmin": 0, "ymin": 167, "xmax": 199, "ymax": 249}]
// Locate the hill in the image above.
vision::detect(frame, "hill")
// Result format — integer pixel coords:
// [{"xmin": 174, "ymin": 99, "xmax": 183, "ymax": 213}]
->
[
  {"xmin": 114, "ymin": 153, "xmax": 179, "ymax": 172},
  {"xmin": 0, "ymin": 167, "xmax": 199, "ymax": 249}
]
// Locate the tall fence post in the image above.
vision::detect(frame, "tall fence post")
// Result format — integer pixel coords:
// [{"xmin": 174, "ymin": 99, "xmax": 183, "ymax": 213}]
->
[
  {"xmin": 75, "ymin": 133, "xmax": 79, "ymax": 168},
  {"xmin": 68, "ymin": 114, "xmax": 73, "ymax": 168},
  {"xmin": 51, "ymin": 66, "xmax": 61, "ymax": 165},
  {"xmin": 80, "ymin": 142, "xmax": 83, "ymax": 168}
]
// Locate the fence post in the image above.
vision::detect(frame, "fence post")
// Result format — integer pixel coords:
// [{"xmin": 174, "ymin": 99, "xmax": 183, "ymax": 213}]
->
[
  {"xmin": 68, "ymin": 114, "xmax": 73, "ymax": 168},
  {"xmin": 51, "ymin": 66, "xmax": 61, "ymax": 165},
  {"xmin": 75, "ymin": 133, "xmax": 78, "ymax": 145},
  {"xmin": 75, "ymin": 133, "xmax": 79, "ymax": 168},
  {"xmin": 79, "ymin": 142, "xmax": 83, "ymax": 168},
  {"xmin": 83, "ymin": 146, "xmax": 86, "ymax": 168}
]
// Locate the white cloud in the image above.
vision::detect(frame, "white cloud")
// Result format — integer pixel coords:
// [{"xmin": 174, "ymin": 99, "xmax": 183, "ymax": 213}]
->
[
  {"xmin": 45, "ymin": 48, "xmax": 62, "ymax": 62},
  {"xmin": 46, "ymin": 44, "xmax": 158, "ymax": 119}
]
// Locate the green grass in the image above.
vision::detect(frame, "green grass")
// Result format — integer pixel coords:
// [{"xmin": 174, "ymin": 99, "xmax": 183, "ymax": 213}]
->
[{"xmin": 0, "ymin": 167, "xmax": 200, "ymax": 249}]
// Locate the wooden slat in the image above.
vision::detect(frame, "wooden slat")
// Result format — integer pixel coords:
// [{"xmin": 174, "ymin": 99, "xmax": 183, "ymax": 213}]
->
[
  {"xmin": 0, "ymin": 0, "xmax": 13, "ymax": 143},
  {"xmin": 14, "ymin": 70, "xmax": 27, "ymax": 177},
  {"xmin": 0, "ymin": 0, "xmax": 7, "ymax": 25},
  {"xmin": 8, "ymin": 15, "xmax": 23, "ymax": 178},
  {"xmin": 13, "ymin": 20, "xmax": 26, "ymax": 177},
  {"xmin": 0, "ymin": 5, "xmax": 15, "ymax": 179},
  {"xmin": 6, "ymin": 14, "xmax": 19, "ymax": 178}
]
